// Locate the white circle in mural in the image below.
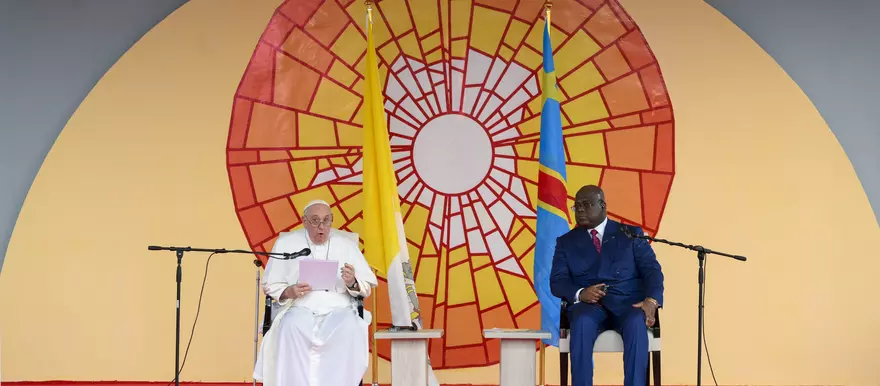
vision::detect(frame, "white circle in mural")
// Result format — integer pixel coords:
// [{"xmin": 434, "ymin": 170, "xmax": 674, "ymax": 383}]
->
[{"xmin": 412, "ymin": 114, "xmax": 493, "ymax": 194}]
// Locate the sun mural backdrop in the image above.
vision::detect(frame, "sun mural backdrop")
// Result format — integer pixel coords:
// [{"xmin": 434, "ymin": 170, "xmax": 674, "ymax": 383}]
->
[{"xmin": 225, "ymin": 0, "xmax": 674, "ymax": 369}]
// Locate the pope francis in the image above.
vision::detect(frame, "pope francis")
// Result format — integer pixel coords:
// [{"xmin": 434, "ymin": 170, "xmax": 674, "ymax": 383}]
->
[{"xmin": 254, "ymin": 199, "xmax": 378, "ymax": 386}]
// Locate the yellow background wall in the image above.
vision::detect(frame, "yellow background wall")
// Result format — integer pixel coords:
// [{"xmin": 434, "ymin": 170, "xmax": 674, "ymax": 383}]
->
[{"xmin": 1, "ymin": 0, "xmax": 878, "ymax": 385}]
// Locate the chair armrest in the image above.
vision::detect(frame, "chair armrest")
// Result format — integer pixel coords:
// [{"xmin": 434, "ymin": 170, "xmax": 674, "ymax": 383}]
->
[
  {"xmin": 559, "ymin": 299, "xmax": 571, "ymax": 330},
  {"xmin": 355, "ymin": 296, "xmax": 364, "ymax": 319},
  {"xmin": 649, "ymin": 308, "xmax": 661, "ymax": 338},
  {"xmin": 262, "ymin": 295, "xmax": 274, "ymax": 335}
]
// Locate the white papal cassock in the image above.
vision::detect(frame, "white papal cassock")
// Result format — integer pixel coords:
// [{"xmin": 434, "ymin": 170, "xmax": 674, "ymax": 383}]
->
[{"xmin": 254, "ymin": 229, "xmax": 378, "ymax": 386}]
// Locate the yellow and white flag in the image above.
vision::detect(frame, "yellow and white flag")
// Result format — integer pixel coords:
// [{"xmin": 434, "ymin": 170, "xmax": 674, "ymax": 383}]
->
[
  {"xmin": 361, "ymin": 4, "xmax": 415, "ymax": 329},
  {"xmin": 361, "ymin": 6, "xmax": 439, "ymax": 385}
]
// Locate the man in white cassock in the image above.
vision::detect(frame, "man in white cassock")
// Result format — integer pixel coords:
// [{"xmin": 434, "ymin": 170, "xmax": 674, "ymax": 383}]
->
[{"xmin": 254, "ymin": 200, "xmax": 378, "ymax": 386}]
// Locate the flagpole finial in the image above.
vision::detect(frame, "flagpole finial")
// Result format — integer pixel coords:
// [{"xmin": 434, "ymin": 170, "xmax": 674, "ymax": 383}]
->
[
  {"xmin": 365, "ymin": 0, "xmax": 373, "ymax": 10},
  {"xmin": 545, "ymin": 0, "xmax": 552, "ymax": 10}
]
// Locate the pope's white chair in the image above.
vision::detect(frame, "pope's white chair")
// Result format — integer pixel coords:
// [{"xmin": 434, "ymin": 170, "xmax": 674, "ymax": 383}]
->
[
  {"xmin": 558, "ymin": 300, "xmax": 662, "ymax": 386},
  {"xmin": 260, "ymin": 229, "xmax": 369, "ymax": 385}
]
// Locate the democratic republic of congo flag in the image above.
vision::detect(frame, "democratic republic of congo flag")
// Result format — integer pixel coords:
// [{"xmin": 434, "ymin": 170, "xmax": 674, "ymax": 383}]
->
[{"xmin": 533, "ymin": 14, "xmax": 570, "ymax": 348}]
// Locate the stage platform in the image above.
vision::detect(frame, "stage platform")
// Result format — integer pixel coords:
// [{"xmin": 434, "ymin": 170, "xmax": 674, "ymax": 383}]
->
[{"xmin": 1, "ymin": 382, "xmax": 597, "ymax": 386}]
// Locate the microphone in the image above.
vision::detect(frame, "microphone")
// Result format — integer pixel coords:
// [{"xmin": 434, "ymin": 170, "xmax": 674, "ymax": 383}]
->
[{"xmin": 279, "ymin": 247, "xmax": 311, "ymax": 260}]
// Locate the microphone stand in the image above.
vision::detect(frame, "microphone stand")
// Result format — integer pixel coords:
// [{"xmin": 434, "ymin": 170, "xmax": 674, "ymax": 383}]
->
[
  {"xmin": 147, "ymin": 245, "xmax": 308, "ymax": 386},
  {"xmin": 620, "ymin": 227, "xmax": 746, "ymax": 386}
]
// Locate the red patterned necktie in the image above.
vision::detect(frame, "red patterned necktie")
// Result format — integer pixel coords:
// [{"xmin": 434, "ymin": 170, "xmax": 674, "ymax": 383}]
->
[{"xmin": 590, "ymin": 229, "xmax": 601, "ymax": 253}]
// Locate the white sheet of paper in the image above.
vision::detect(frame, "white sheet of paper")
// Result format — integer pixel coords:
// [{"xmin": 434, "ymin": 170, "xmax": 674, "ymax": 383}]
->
[{"xmin": 299, "ymin": 259, "xmax": 339, "ymax": 291}]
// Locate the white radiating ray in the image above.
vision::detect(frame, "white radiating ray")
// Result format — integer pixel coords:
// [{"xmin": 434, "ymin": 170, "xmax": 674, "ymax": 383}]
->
[
  {"xmin": 489, "ymin": 200, "xmax": 515, "ymax": 236},
  {"xmin": 478, "ymin": 95, "xmax": 502, "ymax": 122},
  {"xmin": 510, "ymin": 177, "xmax": 529, "ymax": 205},
  {"xmin": 334, "ymin": 167, "xmax": 352, "ymax": 178},
  {"xmin": 501, "ymin": 88, "xmax": 530, "ymax": 116},
  {"xmin": 390, "ymin": 135, "xmax": 412, "ymax": 146},
  {"xmin": 426, "ymin": 95, "xmax": 440, "ymax": 115},
  {"xmin": 486, "ymin": 231, "xmax": 512, "ymax": 262},
  {"xmin": 490, "ymin": 168, "xmax": 511, "ymax": 188},
  {"xmin": 485, "ymin": 112, "xmax": 503, "ymax": 128},
  {"xmin": 442, "ymin": 217, "xmax": 450, "ymax": 247},
  {"xmin": 478, "ymin": 184, "xmax": 496, "ymax": 206},
  {"xmin": 398, "ymin": 173, "xmax": 418, "ymax": 198},
  {"xmin": 467, "ymin": 192, "xmax": 477, "ymax": 202},
  {"xmin": 390, "ymin": 116, "xmax": 417, "ymax": 138},
  {"xmin": 416, "ymin": 71, "xmax": 432, "ymax": 94},
  {"xmin": 449, "ymin": 196, "xmax": 461, "ymax": 214},
  {"xmin": 452, "ymin": 59, "xmax": 465, "ymax": 70},
  {"xmin": 496, "ymin": 257, "xmax": 524, "ymax": 275},
  {"xmin": 483, "ymin": 58, "xmax": 505, "ymax": 92},
  {"xmin": 488, "ymin": 120, "xmax": 506, "ymax": 133},
  {"xmin": 525, "ymin": 75, "xmax": 539, "ymax": 96},
  {"xmin": 384, "ymin": 100, "xmax": 396, "ymax": 112},
  {"xmin": 417, "ymin": 188, "xmax": 434, "ymax": 207},
  {"xmin": 397, "ymin": 166, "xmax": 413, "ymax": 180},
  {"xmin": 449, "ymin": 214, "xmax": 466, "ymax": 248},
  {"xmin": 509, "ymin": 108, "xmax": 524, "ymax": 125},
  {"xmin": 474, "ymin": 92, "xmax": 490, "ymax": 117},
  {"xmin": 430, "ymin": 70, "xmax": 444, "ymax": 84},
  {"xmin": 466, "ymin": 50, "xmax": 492, "ymax": 85},
  {"xmin": 502, "ymin": 192, "xmax": 534, "ymax": 216},
  {"xmin": 429, "ymin": 224, "xmax": 442, "ymax": 251},
  {"xmin": 434, "ymin": 84, "xmax": 448, "ymax": 112},
  {"xmin": 486, "ymin": 178, "xmax": 505, "ymax": 195},
  {"xmin": 393, "ymin": 108, "xmax": 419, "ymax": 128},
  {"xmin": 407, "ymin": 57, "xmax": 425, "ymax": 72},
  {"xmin": 463, "ymin": 205, "xmax": 478, "ymax": 229},
  {"xmin": 451, "ymin": 70, "xmax": 463, "ymax": 112},
  {"xmin": 493, "ymin": 127, "xmax": 519, "ymax": 142},
  {"xmin": 340, "ymin": 173, "xmax": 363, "ymax": 183},
  {"xmin": 472, "ymin": 201, "xmax": 495, "ymax": 234},
  {"xmin": 392, "ymin": 57, "xmax": 407, "ymax": 72},
  {"xmin": 386, "ymin": 75, "xmax": 407, "ymax": 103},
  {"xmin": 392, "ymin": 158, "xmax": 409, "ymax": 170},
  {"xmin": 495, "ymin": 62, "xmax": 530, "ymax": 99},
  {"xmin": 313, "ymin": 169, "xmax": 338, "ymax": 185},
  {"xmin": 495, "ymin": 146, "xmax": 515, "ymax": 156},
  {"xmin": 417, "ymin": 99, "xmax": 434, "ymax": 117},
  {"xmin": 392, "ymin": 150, "xmax": 410, "ymax": 161},
  {"xmin": 406, "ymin": 182, "xmax": 423, "ymax": 202},
  {"xmin": 467, "ymin": 229, "xmax": 487, "ymax": 254},
  {"xmin": 397, "ymin": 68, "xmax": 423, "ymax": 99},
  {"xmin": 352, "ymin": 158, "xmax": 363, "ymax": 172},
  {"xmin": 431, "ymin": 194, "xmax": 445, "ymax": 225},
  {"xmin": 400, "ymin": 97, "xmax": 428, "ymax": 123},
  {"xmin": 463, "ymin": 87, "xmax": 480, "ymax": 115},
  {"xmin": 494, "ymin": 156, "xmax": 515, "ymax": 173}
]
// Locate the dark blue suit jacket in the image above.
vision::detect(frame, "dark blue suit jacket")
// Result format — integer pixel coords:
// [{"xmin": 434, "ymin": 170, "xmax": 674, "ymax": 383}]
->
[{"xmin": 549, "ymin": 220, "xmax": 664, "ymax": 316}]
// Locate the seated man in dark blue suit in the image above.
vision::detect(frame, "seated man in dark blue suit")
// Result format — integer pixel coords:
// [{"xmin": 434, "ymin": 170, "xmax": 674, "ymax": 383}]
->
[{"xmin": 550, "ymin": 185, "xmax": 664, "ymax": 386}]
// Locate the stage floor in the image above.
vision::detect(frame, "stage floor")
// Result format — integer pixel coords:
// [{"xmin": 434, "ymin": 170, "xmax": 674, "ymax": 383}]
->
[{"xmin": 2, "ymin": 383, "xmax": 517, "ymax": 386}]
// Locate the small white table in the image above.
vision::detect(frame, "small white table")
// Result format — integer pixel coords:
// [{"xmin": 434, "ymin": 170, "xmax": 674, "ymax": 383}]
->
[
  {"xmin": 483, "ymin": 329, "xmax": 551, "ymax": 386},
  {"xmin": 373, "ymin": 329, "xmax": 443, "ymax": 386}
]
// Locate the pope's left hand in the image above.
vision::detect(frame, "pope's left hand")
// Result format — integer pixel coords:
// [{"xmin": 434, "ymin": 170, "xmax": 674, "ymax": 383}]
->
[
  {"xmin": 341, "ymin": 263, "xmax": 356, "ymax": 287},
  {"xmin": 633, "ymin": 298, "xmax": 659, "ymax": 327}
]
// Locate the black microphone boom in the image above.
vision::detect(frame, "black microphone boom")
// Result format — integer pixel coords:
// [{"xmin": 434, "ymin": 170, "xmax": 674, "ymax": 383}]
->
[
  {"xmin": 616, "ymin": 222, "xmax": 745, "ymax": 386},
  {"xmin": 146, "ymin": 244, "xmax": 309, "ymax": 386}
]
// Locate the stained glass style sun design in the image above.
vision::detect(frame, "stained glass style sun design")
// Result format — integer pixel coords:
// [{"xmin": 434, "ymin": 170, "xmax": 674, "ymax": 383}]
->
[{"xmin": 226, "ymin": 0, "xmax": 675, "ymax": 369}]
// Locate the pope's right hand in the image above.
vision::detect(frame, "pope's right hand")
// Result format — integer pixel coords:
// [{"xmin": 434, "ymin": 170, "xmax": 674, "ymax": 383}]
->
[{"xmin": 284, "ymin": 283, "xmax": 312, "ymax": 300}]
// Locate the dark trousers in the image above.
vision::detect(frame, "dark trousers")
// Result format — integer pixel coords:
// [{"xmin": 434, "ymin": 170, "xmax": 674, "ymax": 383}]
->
[{"xmin": 569, "ymin": 303, "xmax": 648, "ymax": 386}]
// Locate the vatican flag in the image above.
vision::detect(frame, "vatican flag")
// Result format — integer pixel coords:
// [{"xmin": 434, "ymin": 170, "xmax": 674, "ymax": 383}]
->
[
  {"xmin": 362, "ymin": 7, "xmax": 440, "ymax": 385},
  {"xmin": 361, "ymin": 4, "xmax": 421, "ymax": 331}
]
